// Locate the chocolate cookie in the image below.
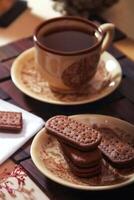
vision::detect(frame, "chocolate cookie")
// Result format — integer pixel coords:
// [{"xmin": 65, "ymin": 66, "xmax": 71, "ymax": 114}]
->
[
  {"xmin": 99, "ymin": 128, "xmax": 134, "ymax": 168},
  {"xmin": 45, "ymin": 115, "xmax": 102, "ymax": 151},
  {"xmin": 60, "ymin": 142, "xmax": 102, "ymax": 168},
  {"xmin": 0, "ymin": 111, "xmax": 22, "ymax": 132},
  {"xmin": 65, "ymin": 155, "xmax": 102, "ymax": 178}
]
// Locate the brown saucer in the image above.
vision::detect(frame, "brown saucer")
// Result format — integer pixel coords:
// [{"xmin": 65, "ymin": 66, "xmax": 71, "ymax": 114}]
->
[{"xmin": 11, "ymin": 48, "xmax": 122, "ymax": 105}]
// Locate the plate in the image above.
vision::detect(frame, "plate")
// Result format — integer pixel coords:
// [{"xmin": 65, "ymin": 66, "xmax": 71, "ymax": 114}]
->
[
  {"xmin": 31, "ymin": 114, "xmax": 134, "ymax": 190},
  {"xmin": 11, "ymin": 48, "xmax": 122, "ymax": 105}
]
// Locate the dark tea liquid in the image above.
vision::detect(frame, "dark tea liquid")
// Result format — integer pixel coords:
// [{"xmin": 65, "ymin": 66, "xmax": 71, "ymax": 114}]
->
[{"xmin": 39, "ymin": 30, "xmax": 98, "ymax": 52}]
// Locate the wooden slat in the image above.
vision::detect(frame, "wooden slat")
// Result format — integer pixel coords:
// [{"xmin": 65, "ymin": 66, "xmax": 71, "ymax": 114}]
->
[
  {"xmin": 1, "ymin": 58, "xmax": 15, "ymax": 71},
  {"xmin": 117, "ymin": 58, "xmax": 134, "ymax": 103},
  {"xmin": 12, "ymin": 148, "xmax": 29, "ymax": 163},
  {"xmin": 0, "ymin": 88, "xmax": 10, "ymax": 99},
  {"xmin": 119, "ymin": 58, "xmax": 134, "ymax": 78},
  {"xmin": 7, "ymin": 98, "xmax": 21, "ymax": 106},
  {"xmin": 12, "ymin": 139, "xmax": 32, "ymax": 163},
  {"xmin": 99, "ymin": 98, "xmax": 134, "ymax": 124},
  {"xmin": 0, "ymin": 37, "xmax": 33, "ymax": 62},
  {"xmin": 119, "ymin": 78, "xmax": 134, "ymax": 104},
  {"xmin": 0, "ymin": 80, "xmax": 32, "ymax": 111},
  {"xmin": 22, "ymin": 139, "xmax": 32, "ymax": 155},
  {"xmin": 0, "ymin": 63, "xmax": 10, "ymax": 81},
  {"xmin": 107, "ymin": 45, "xmax": 125, "ymax": 60}
]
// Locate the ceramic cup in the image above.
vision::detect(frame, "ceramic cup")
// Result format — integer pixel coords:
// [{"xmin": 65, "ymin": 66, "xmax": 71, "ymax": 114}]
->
[{"xmin": 34, "ymin": 16, "xmax": 114, "ymax": 93}]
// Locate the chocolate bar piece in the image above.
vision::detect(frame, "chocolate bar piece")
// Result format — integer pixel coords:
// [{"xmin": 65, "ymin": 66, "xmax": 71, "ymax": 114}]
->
[
  {"xmin": 0, "ymin": 111, "xmax": 22, "ymax": 132},
  {"xmin": 99, "ymin": 128, "xmax": 134, "ymax": 168},
  {"xmin": 45, "ymin": 115, "xmax": 102, "ymax": 151},
  {"xmin": 60, "ymin": 142, "xmax": 102, "ymax": 168}
]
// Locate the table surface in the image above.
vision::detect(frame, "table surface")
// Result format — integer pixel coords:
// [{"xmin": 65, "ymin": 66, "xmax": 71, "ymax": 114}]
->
[
  {"xmin": 0, "ymin": 0, "xmax": 60, "ymax": 46},
  {"xmin": 0, "ymin": 4, "xmax": 134, "ymax": 200}
]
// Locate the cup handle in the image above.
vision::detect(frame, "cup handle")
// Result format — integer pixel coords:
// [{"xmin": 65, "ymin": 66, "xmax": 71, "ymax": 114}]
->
[{"xmin": 99, "ymin": 23, "xmax": 115, "ymax": 52}]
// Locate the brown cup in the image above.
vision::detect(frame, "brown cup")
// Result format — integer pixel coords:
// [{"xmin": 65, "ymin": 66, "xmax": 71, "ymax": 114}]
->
[{"xmin": 34, "ymin": 16, "xmax": 114, "ymax": 93}]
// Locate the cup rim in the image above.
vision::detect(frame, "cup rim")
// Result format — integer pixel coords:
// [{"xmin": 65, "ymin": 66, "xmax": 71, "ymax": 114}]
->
[{"xmin": 33, "ymin": 16, "xmax": 104, "ymax": 56}]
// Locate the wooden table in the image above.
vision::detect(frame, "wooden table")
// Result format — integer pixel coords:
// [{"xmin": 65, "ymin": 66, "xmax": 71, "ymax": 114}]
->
[{"xmin": 0, "ymin": 15, "xmax": 134, "ymax": 199}]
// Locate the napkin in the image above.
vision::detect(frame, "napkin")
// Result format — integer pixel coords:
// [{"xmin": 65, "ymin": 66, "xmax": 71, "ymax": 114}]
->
[{"xmin": 0, "ymin": 99, "xmax": 45, "ymax": 164}]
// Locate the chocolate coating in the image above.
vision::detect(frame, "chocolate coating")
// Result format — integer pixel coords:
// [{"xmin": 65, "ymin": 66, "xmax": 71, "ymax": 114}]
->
[
  {"xmin": 99, "ymin": 128, "xmax": 134, "ymax": 168},
  {"xmin": 45, "ymin": 115, "xmax": 102, "ymax": 151},
  {"xmin": 60, "ymin": 141, "xmax": 102, "ymax": 168}
]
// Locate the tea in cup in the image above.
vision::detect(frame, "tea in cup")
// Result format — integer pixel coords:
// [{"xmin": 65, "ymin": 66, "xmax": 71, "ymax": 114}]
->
[{"xmin": 34, "ymin": 16, "xmax": 114, "ymax": 93}]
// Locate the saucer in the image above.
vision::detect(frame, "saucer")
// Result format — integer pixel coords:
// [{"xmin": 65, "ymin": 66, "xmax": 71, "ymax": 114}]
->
[
  {"xmin": 31, "ymin": 114, "xmax": 134, "ymax": 190},
  {"xmin": 11, "ymin": 48, "xmax": 122, "ymax": 105}
]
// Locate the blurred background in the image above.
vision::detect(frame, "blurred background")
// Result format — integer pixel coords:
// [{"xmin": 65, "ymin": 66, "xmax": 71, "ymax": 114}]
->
[{"xmin": 0, "ymin": 0, "xmax": 134, "ymax": 46}]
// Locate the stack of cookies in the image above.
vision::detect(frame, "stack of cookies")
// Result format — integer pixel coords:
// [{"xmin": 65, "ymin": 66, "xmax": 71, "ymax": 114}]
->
[{"xmin": 45, "ymin": 115, "xmax": 102, "ymax": 178}]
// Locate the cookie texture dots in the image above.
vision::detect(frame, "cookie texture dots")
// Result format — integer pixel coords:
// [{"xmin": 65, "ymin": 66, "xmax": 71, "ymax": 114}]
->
[
  {"xmin": 0, "ymin": 111, "xmax": 22, "ymax": 132},
  {"xmin": 45, "ymin": 115, "xmax": 102, "ymax": 151}
]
